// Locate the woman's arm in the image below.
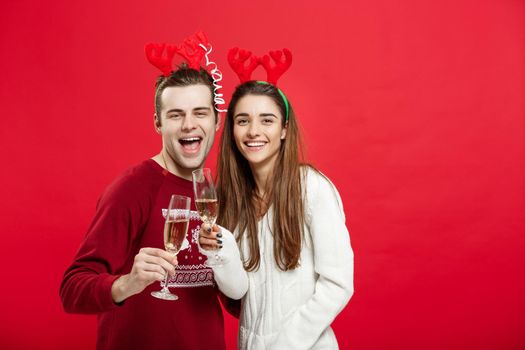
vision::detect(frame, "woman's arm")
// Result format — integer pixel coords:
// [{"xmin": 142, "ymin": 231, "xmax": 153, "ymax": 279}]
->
[
  {"xmin": 199, "ymin": 225, "xmax": 248, "ymax": 300},
  {"xmin": 273, "ymin": 170, "xmax": 354, "ymax": 349}
]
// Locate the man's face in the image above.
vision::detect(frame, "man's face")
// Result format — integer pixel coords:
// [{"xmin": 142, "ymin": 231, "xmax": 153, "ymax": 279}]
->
[{"xmin": 157, "ymin": 85, "xmax": 218, "ymax": 176}]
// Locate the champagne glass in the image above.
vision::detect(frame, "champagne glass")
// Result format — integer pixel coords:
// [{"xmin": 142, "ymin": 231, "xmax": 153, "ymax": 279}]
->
[
  {"xmin": 151, "ymin": 194, "xmax": 191, "ymax": 301},
  {"xmin": 192, "ymin": 168, "xmax": 222, "ymax": 267}
]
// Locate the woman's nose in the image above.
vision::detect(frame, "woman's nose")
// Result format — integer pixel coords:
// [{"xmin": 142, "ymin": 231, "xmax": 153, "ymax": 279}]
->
[{"xmin": 247, "ymin": 121, "xmax": 260, "ymax": 137}]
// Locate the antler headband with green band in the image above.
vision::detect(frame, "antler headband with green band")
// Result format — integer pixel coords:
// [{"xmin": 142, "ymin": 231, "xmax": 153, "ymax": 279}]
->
[{"xmin": 227, "ymin": 47, "xmax": 292, "ymax": 121}]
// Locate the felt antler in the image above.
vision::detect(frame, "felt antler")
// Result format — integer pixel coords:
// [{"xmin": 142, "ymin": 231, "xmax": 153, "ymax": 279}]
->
[
  {"xmin": 260, "ymin": 48, "xmax": 292, "ymax": 85},
  {"xmin": 228, "ymin": 47, "xmax": 260, "ymax": 83},
  {"xmin": 175, "ymin": 31, "xmax": 209, "ymax": 70},
  {"xmin": 144, "ymin": 43, "xmax": 177, "ymax": 77}
]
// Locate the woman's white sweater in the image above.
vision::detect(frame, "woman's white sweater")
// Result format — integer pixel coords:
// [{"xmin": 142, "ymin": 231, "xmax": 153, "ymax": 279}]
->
[{"xmin": 237, "ymin": 168, "xmax": 354, "ymax": 349}]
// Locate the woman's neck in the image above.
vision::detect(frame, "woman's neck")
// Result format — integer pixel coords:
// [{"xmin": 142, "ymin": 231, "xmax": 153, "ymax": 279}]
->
[
  {"xmin": 250, "ymin": 159, "xmax": 275, "ymax": 199},
  {"xmin": 250, "ymin": 148, "xmax": 281, "ymax": 196}
]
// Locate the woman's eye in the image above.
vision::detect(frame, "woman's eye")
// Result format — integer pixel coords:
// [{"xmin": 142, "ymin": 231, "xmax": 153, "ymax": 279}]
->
[
  {"xmin": 237, "ymin": 119, "xmax": 248, "ymax": 125},
  {"xmin": 263, "ymin": 118, "xmax": 273, "ymax": 124},
  {"xmin": 196, "ymin": 112, "xmax": 207, "ymax": 117},
  {"xmin": 167, "ymin": 114, "xmax": 181, "ymax": 119}
]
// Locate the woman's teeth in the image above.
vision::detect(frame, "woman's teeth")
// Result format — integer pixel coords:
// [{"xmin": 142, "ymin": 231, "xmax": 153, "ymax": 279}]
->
[{"xmin": 246, "ymin": 142, "xmax": 266, "ymax": 147}]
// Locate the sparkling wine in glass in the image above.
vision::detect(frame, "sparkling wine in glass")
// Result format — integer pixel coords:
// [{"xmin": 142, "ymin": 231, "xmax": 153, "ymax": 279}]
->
[
  {"xmin": 192, "ymin": 168, "xmax": 222, "ymax": 267},
  {"xmin": 151, "ymin": 194, "xmax": 191, "ymax": 301}
]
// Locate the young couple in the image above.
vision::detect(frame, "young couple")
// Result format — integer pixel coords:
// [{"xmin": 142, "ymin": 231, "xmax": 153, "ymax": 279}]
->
[{"xmin": 60, "ymin": 33, "xmax": 354, "ymax": 350}]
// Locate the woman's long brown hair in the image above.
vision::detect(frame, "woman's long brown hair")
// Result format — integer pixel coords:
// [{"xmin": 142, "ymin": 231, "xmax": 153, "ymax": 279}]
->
[{"xmin": 217, "ymin": 81, "xmax": 307, "ymax": 271}]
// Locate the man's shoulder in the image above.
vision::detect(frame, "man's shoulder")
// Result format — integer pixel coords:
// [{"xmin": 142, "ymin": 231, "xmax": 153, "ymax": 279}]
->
[
  {"xmin": 101, "ymin": 159, "xmax": 162, "ymax": 203},
  {"xmin": 116, "ymin": 159, "xmax": 158, "ymax": 181}
]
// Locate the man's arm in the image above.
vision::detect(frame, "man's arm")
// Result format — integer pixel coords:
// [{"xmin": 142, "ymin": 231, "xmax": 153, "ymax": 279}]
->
[
  {"xmin": 60, "ymin": 179, "xmax": 177, "ymax": 312},
  {"xmin": 111, "ymin": 248, "xmax": 177, "ymax": 303}
]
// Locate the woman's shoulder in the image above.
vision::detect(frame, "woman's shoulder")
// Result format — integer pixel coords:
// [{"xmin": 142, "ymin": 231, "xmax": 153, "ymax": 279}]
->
[
  {"xmin": 300, "ymin": 165, "xmax": 346, "ymax": 222},
  {"xmin": 300, "ymin": 164, "xmax": 337, "ymax": 192}
]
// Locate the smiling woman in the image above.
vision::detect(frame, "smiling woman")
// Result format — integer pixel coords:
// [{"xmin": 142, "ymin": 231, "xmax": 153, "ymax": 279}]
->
[
  {"xmin": 216, "ymin": 80, "xmax": 354, "ymax": 349},
  {"xmin": 233, "ymin": 94, "xmax": 287, "ymax": 175}
]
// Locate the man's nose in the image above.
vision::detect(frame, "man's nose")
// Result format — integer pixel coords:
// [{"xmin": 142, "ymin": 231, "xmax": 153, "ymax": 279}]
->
[{"xmin": 181, "ymin": 115, "xmax": 197, "ymax": 131}]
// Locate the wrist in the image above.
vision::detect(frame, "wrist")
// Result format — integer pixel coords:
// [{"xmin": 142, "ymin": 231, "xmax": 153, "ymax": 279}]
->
[{"xmin": 111, "ymin": 274, "xmax": 132, "ymax": 304}]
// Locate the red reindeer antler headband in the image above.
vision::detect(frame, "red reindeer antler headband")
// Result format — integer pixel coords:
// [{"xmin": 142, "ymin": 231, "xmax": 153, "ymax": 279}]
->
[
  {"xmin": 145, "ymin": 32, "xmax": 209, "ymax": 75},
  {"xmin": 145, "ymin": 32, "xmax": 226, "ymax": 112},
  {"xmin": 228, "ymin": 47, "xmax": 292, "ymax": 120},
  {"xmin": 227, "ymin": 47, "xmax": 292, "ymax": 85}
]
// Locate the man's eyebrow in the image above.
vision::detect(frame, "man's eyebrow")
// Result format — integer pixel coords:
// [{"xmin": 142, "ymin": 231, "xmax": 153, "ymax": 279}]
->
[
  {"xmin": 194, "ymin": 107, "xmax": 212, "ymax": 112},
  {"xmin": 165, "ymin": 107, "xmax": 211, "ymax": 114},
  {"xmin": 165, "ymin": 109, "xmax": 184, "ymax": 114}
]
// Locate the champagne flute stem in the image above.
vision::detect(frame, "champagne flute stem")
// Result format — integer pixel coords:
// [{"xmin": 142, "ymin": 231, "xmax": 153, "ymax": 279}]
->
[{"xmin": 161, "ymin": 272, "xmax": 170, "ymax": 293}]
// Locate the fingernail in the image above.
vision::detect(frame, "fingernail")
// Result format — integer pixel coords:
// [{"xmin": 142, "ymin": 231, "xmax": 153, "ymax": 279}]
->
[
  {"xmin": 216, "ymin": 232, "xmax": 223, "ymax": 238},
  {"xmin": 216, "ymin": 239, "xmax": 222, "ymax": 244}
]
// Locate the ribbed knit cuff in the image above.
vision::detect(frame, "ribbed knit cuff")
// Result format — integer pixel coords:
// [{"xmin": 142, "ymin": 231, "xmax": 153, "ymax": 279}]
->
[{"xmin": 96, "ymin": 273, "xmax": 123, "ymax": 310}]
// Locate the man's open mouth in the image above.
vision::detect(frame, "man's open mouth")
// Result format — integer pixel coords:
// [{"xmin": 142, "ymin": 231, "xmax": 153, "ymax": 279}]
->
[{"xmin": 179, "ymin": 137, "xmax": 202, "ymax": 151}]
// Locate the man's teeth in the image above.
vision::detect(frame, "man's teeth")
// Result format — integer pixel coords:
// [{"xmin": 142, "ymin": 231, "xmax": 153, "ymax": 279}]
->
[
  {"xmin": 246, "ymin": 142, "xmax": 266, "ymax": 147},
  {"xmin": 181, "ymin": 137, "xmax": 201, "ymax": 142}
]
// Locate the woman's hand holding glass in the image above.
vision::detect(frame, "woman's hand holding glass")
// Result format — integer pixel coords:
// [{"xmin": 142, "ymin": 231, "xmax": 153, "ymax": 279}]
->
[{"xmin": 199, "ymin": 223, "xmax": 223, "ymax": 250}]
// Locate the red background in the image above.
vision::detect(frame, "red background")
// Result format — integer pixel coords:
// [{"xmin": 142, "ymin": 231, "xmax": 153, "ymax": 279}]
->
[{"xmin": 1, "ymin": 0, "xmax": 524, "ymax": 349}]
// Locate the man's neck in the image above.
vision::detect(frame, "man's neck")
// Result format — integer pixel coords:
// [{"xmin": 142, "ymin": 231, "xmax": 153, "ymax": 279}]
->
[{"xmin": 152, "ymin": 152, "xmax": 194, "ymax": 181}]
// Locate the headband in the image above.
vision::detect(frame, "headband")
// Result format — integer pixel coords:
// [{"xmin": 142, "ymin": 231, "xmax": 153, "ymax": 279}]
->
[
  {"xmin": 227, "ymin": 47, "xmax": 292, "ymax": 121},
  {"xmin": 145, "ymin": 31, "xmax": 226, "ymax": 112}
]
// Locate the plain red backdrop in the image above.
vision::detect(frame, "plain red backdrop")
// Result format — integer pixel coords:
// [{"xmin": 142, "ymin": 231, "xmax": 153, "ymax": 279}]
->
[{"xmin": 1, "ymin": 0, "xmax": 524, "ymax": 349}]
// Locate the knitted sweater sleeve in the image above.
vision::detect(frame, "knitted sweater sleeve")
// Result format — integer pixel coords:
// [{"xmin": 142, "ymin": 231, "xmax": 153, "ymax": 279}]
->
[
  {"xmin": 59, "ymin": 176, "xmax": 149, "ymax": 314},
  {"xmin": 273, "ymin": 170, "xmax": 354, "ymax": 348},
  {"xmin": 199, "ymin": 226, "xmax": 248, "ymax": 300}
]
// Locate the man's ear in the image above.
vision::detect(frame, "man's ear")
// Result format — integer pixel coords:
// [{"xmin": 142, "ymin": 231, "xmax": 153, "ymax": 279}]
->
[
  {"xmin": 154, "ymin": 114, "xmax": 161, "ymax": 133},
  {"xmin": 215, "ymin": 112, "xmax": 222, "ymax": 132}
]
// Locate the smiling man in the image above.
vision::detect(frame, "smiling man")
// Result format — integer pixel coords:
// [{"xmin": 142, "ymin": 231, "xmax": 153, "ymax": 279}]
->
[{"xmin": 60, "ymin": 64, "xmax": 247, "ymax": 350}]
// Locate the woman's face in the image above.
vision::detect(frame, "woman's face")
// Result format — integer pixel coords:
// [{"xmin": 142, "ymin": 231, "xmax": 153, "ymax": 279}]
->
[{"xmin": 232, "ymin": 94, "xmax": 287, "ymax": 172}]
